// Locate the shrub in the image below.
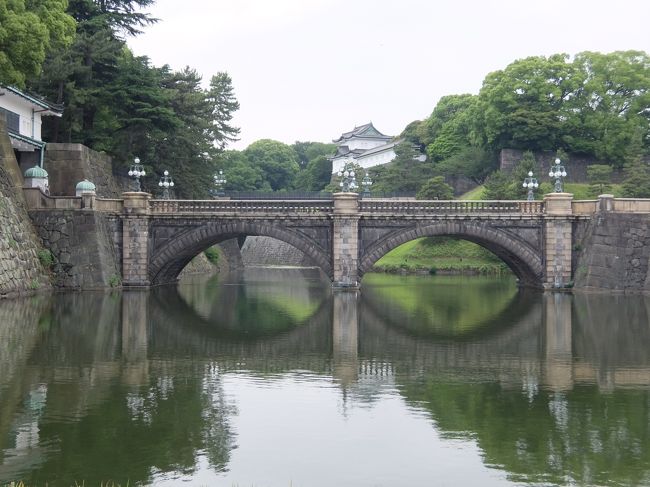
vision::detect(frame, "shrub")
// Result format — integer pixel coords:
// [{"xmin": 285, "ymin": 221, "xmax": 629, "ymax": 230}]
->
[
  {"xmin": 37, "ymin": 249, "xmax": 55, "ymax": 268},
  {"xmin": 108, "ymin": 275, "xmax": 121, "ymax": 288},
  {"xmin": 204, "ymin": 246, "xmax": 220, "ymax": 266}
]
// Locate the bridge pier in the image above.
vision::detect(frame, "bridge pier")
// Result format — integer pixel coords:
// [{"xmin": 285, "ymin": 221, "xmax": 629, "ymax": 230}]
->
[
  {"xmin": 332, "ymin": 290, "xmax": 359, "ymax": 385},
  {"xmin": 332, "ymin": 192, "xmax": 360, "ymax": 288},
  {"xmin": 122, "ymin": 192, "xmax": 151, "ymax": 287},
  {"xmin": 543, "ymin": 193, "xmax": 573, "ymax": 288}
]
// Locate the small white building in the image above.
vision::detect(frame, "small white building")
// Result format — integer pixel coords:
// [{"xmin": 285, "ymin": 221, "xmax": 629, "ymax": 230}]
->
[
  {"xmin": 331, "ymin": 123, "xmax": 396, "ymax": 173},
  {"xmin": 0, "ymin": 85, "xmax": 63, "ymax": 172}
]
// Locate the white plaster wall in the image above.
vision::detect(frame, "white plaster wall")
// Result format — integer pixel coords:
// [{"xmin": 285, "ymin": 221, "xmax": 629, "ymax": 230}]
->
[
  {"xmin": 356, "ymin": 149, "xmax": 396, "ymax": 170},
  {"xmin": 332, "ymin": 156, "xmax": 355, "ymax": 174},
  {"xmin": 0, "ymin": 92, "xmax": 43, "ymax": 140},
  {"xmin": 345, "ymin": 138, "xmax": 387, "ymax": 151},
  {"xmin": 332, "ymin": 149, "xmax": 397, "ymax": 174}
]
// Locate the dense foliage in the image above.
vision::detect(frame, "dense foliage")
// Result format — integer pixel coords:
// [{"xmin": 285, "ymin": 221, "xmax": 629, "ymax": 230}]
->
[
  {"xmin": 8, "ymin": 8, "xmax": 649, "ymax": 198},
  {"xmin": 0, "ymin": 0, "xmax": 75, "ymax": 87},
  {"xmin": 22, "ymin": 0, "xmax": 240, "ymax": 197},
  {"xmin": 373, "ymin": 51, "xmax": 649, "ymax": 198}
]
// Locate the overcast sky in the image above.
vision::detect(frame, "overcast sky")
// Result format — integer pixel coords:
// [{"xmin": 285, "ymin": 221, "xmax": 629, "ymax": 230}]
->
[{"xmin": 128, "ymin": 0, "xmax": 650, "ymax": 149}]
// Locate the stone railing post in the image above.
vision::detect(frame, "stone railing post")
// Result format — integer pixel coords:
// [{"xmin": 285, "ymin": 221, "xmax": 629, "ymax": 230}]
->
[
  {"xmin": 598, "ymin": 193, "xmax": 614, "ymax": 213},
  {"xmin": 122, "ymin": 192, "xmax": 151, "ymax": 287},
  {"xmin": 543, "ymin": 192, "xmax": 573, "ymax": 288},
  {"xmin": 332, "ymin": 192, "xmax": 360, "ymax": 288},
  {"xmin": 81, "ymin": 191, "xmax": 96, "ymax": 210}
]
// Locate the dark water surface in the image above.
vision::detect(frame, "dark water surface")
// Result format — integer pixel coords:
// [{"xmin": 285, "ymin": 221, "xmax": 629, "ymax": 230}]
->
[{"xmin": 1, "ymin": 269, "xmax": 650, "ymax": 486}]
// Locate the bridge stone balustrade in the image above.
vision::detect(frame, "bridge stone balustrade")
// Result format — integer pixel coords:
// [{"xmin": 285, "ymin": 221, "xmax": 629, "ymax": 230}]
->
[{"xmin": 31, "ymin": 186, "xmax": 643, "ymax": 290}]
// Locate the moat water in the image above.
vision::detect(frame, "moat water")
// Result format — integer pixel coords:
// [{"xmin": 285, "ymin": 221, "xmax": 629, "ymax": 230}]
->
[{"xmin": 1, "ymin": 269, "xmax": 650, "ymax": 486}]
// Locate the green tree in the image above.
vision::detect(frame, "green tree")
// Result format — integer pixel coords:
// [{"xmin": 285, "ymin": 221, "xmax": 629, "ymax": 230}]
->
[
  {"xmin": 510, "ymin": 151, "xmax": 539, "ymax": 199},
  {"xmin": 206, "ymin": 72, "xmax": 240, "ymax": 149},
  {"xmin": 400, "ymin": 119, "xmax": 425, "ymax": 148},
  {"xmin": 97, "ymin": 52, "xmax": 177, "ymax": 161},
  {"xmin": 153, "ymin": 66, "xmax": 217, "ymax": 198},
  {"xmin": 416, "ymin": 176, "xmax": 454, "ymax": 200},
  {"xmin": 419, "ymin": 94, "xmax": 479, "ymax": 162},
  {"xmin": 586, "ymin": 164, "xmax": 613, "ymax": 196},
  {"xmin": 483, "ymin": 170, "xmax": 516, "ymax": 200},
  {"xmin": 30, "ymin": 0, "xmax": 159, "ymax": 142},
  {"xmin": 436, "ymin": 147, "xmax": 497, "ymax": 185},
  {"xmin": 621, "ymin": 159, "xmax": 650, "ymax": 198},
  {"xmin": 370, "ymin": 143, "xmax": 435, "ymax": 194},
  {"xmin": 244, "ymin": 139, "xmax": 300, "ymax": 191},
  {"xmin": 217, "ymin": 150, "xmax": 268, "ymax": 192},
  {"xmin": 294, "ymin": 155, "xmax": 332, "ymax": 191},
  {"xmin": 0, "ymin": 0, "xmax": 76, "ymax": 87},
  {"xmin": 476, "ymin": 54, "xmax": 580, "ymax": 152},
  {"xmin": 568, "ymin": 51, "xmax": 650, "ymax": 166},
  {"xmin": 482, "ymin": 152, "xmax": 540, "ymax": 200},
  {"xmin": 67, "ymin": 0, "xmax": 157, "ymax": 36},
  {"xmin": 292, "ymin": 141, "xmax": 335, "ymax": 167}
]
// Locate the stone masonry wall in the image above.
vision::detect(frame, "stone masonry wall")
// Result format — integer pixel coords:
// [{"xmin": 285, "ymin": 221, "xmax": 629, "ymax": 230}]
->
[
  {"xmin": 241, "ymin": 236, "xmax": 315, "ymax": 267},
  {"xmin": 574, "ymin": 213, "xmax": 650, "ymax": 292},
  {"xmin": 45, "ymin": 143, "xmax": 123, "ymax": 197},
  {"xmin": 500, "ymin": 149, "xmax": 626, "ymax": 183},
  {"xmin": 0, "ymin": 119, "xmax": 50, "ymax": 297},
  {"xmin": 29, "ymin": 210, "xmax": 121, "ymax": 289}
]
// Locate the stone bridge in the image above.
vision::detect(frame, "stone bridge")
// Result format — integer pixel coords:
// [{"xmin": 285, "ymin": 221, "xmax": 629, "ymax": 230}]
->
[{"xmin": 26, "ymin": 188, "xmax": 633, "ymax": 289}]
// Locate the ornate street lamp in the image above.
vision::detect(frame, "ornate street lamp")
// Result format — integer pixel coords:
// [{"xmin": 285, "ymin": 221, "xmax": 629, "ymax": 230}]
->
[
  {"xmin": 549, "ymin": 157, "xmax": 567, "ymax": 193},
  {"xmin": 337, "ymin": 163, "xmax": 358, "ymax": 192},
  {"xmin": 213, "ymin": 170, "xmax": 227, "ymax": 197},
  {"xmin": 361, "ymin": 172, "xmax": 373, "ymax": 197},
  {"xmin": 128, "ymin": 157, "xmax": 146, "ymax": 192},
  {"xmin": 522, "ymin": 171, "xmax": 539, "ymax": 201},
  {"xmin": 158, "ymin": 170, "xmax": 174, "ymax": 199}
]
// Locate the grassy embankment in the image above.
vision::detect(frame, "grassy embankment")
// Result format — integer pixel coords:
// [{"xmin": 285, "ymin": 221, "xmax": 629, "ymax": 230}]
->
[{"xmin": 372, "ymin": 183, "xmax": 619, "ymax": 275}]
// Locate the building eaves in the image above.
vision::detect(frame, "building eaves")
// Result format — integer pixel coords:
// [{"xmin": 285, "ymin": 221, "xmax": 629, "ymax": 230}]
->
[
  {"xmin": 8, "ymin": 130, "xmax": 45, "ymax": 149},
  {"xmin": 1, "ymin": 86, "xmax": 63, "ymax": 116}
]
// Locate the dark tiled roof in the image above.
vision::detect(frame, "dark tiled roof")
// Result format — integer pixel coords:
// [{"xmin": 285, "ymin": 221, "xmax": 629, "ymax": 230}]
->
[{"xmin": 333, "ymin": 122, "xmax": 391, "ymax": 143}]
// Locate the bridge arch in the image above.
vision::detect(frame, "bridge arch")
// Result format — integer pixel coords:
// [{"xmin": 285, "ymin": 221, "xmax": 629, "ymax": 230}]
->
[
  {"xmin": 358, "ymin": 221, "xmax": 544, "ymax": 287},
  {"xmin": 149, "ymin": 221, "xmax": 332, "ymax": 285}
]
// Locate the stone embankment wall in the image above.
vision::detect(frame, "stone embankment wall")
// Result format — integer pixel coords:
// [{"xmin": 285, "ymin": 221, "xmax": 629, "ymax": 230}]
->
[
  {"xmin": 574, "ymin": 213, "xmax": 650, "ymax": 292},
  {"xmin": 500, "ymin": 149, "xmax": 629, "ymax": 183},
  {"xmin": 45, "ymin": 144, "xmax": 123, "ymax": 197},
  {"xmin": 29, "ymin": 210, "xmax": 121, "ymax": 289},
  {"xmin": 180, "ymin": 252, "xmax": 219, "ymax": 276},
  {"xmin": 0, "ymin": 119, "xmax": 50, "ymax": 297},
  {"xmin": 241, "ymin": 236, "xmax": 315, "ymax": 267}
]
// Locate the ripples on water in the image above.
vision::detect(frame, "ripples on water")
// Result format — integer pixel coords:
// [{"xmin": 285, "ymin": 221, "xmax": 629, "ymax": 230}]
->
[{"xmin": 1, "ymin": 269, "xmax": 650, "ymax": 486}]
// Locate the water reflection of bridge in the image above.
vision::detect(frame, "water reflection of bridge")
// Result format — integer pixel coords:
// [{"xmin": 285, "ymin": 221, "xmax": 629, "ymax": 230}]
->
[
  {"xmin": 3, "ymin": 272, "xmax": 650, "ymax": 485},
  {"xmin": 140, "ymin": 283, "xmax": 650, "ymax": 393}
]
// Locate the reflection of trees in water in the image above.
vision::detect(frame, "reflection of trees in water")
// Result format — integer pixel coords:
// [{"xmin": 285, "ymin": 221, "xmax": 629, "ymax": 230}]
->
[
  {"xmin": 174, "ymin": 268, "xmax": 329, "ymax": 336},
  {"xmin": 4, "ymin": 276, "xmax": 650, "ymax": 486},
  {"xmin": 149, "ymin": 283, "xmax": 333, "ymax": 374},
  {"xmin": 394, "ymin": 292, "xmax": 650, "ymax": 487},
  {"xmin": 361, "ymin": 275, "xmax": 521, "ymax": 338},
  {"xmin": 0, "ymin": 291, "xmax": 239, "ymax": 486},
  {"xmin": 399, "ymin": 379, "xmax": 650, "ymax": 486},
  {"xmin": 28, "ymin": 362, "xmax": 236, "ymax": 485},
  {"xmin": 0, "ymin": 294, "xmax": 52, "ymax": 477}
]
